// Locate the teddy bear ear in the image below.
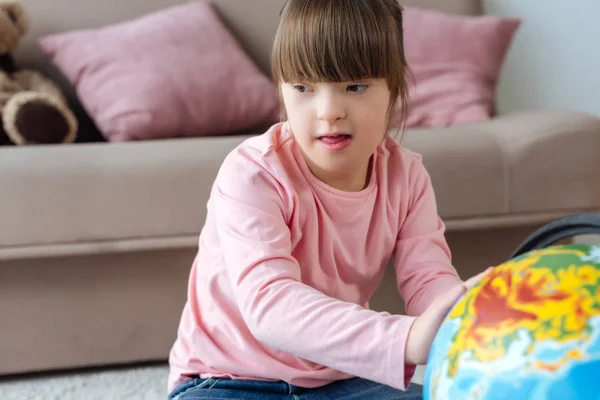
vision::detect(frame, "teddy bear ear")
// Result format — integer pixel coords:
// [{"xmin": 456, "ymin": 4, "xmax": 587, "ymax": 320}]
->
[{"xmin": 0, "ymin": 0, "xmax": 29, "ymax": 35}]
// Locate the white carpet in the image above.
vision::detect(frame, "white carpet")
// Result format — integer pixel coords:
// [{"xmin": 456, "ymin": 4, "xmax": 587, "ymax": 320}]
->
[
  {"xmin": 0, "ymin": 364, "xmax": 425, "ymax": 400},
  {"xmin": 0, "ymin": 364, "xmax": 170, "ymax": 400}
]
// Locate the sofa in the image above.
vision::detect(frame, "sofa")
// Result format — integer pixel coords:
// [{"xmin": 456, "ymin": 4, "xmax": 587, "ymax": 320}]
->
[{"xmin": 1, "ymin": 0, "xmax": 599, "ymax": 377}]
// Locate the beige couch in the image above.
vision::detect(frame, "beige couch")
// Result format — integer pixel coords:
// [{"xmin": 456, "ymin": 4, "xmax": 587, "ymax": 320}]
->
[{"xmin": 1, "ymin": 0, "xmax": 599, "ymax": 376}]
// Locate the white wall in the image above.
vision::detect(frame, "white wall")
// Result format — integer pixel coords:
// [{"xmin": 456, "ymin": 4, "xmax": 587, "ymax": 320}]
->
[{"xmin": 484, "ymin": 0, "xmax": 600, "ymax": 117}]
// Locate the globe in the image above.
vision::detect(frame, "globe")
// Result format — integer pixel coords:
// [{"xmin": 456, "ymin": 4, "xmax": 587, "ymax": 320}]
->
[{"xmin": 424, "ymin": 244, "xmax": 600, "ymax": 400}]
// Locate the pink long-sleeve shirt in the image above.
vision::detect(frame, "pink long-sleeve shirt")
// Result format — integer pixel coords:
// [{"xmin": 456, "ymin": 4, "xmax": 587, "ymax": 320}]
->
[{"xmin": 168, "ymin": 122, "xmax": 462, "ymax": 393}]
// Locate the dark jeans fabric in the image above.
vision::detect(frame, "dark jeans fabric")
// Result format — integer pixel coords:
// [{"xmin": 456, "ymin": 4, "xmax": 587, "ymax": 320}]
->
[{"xmin": 169, "ymin": 377, "xmax": 423, "ymax": 400}]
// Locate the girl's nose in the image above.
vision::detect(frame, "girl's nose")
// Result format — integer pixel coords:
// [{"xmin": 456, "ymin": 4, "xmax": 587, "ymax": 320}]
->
[{"xmin": 316, "ymin": 92, "xmax": 345, "ymax": 122}]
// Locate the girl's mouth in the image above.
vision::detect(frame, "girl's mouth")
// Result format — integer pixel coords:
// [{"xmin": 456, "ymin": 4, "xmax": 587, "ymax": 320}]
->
[{"xmin": 317, "ymin": 134, "xmax": 352, "ymax": 152}]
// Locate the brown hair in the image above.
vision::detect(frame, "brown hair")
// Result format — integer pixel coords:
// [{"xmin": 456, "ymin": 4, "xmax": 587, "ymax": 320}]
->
[{"xmin": 271, "ymin": 0, "xmax": 411, "ymax": 136}]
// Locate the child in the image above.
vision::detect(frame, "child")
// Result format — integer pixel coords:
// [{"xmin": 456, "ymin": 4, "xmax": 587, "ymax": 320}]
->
[{"xmin": 168, "ymin": 0, "xmax": 489, "ymax": 399}]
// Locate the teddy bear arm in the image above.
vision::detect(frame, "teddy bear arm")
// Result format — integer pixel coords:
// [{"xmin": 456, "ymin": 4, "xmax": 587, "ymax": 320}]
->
[
  {"xmin": 3, "ymin": 71, "xmax": 78, "ymax": 145},
  {"xmin": 0, "ymin": 70, "xmax": 23, "ymax": 94},
  {"xmin": 12, "ymin": 70, "xmax": 67, "ymax": 103}
]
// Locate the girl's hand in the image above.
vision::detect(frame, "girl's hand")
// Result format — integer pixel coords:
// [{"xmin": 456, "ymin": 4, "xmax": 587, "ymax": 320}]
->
[{"xmin": 405, "ymin": 267, "xmax": 493, "ymax": 365}]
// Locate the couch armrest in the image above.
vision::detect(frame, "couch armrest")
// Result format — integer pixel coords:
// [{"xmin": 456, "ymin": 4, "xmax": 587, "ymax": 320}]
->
[
  {"xmin": 484, "ymin": 109, "xmax": 600, "ymax": 214},
  {"xmin": 404, "ymin": 109, "xmax": 600, "ymax": 229}
]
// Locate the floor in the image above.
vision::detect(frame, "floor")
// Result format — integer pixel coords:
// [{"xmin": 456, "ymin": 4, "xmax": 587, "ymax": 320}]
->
[
  {"xmin": 0, "ymin": 363, "xmax": 170, "ymax": 400},
  {"xmin": 0, "ymin": 363, "xmax": 426, "ymax": 400}
]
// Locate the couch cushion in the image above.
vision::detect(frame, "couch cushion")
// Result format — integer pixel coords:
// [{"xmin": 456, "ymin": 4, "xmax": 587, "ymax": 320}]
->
[
  {"xmin": 399, "ymin": 7, "xmax": 520, "ymax": 128},
  {"xmin": 2, "ymin": 110, "xmax": 599, "ymax": 252},
  {"xmin": 402, "ymin": 122, "xmax": 506, "ymax": 219},
  {"xmin": 38, "ymin": 1, "xmax": 280, "ymax": 142},
  {"xmin": 0, "ymin": 134, "xmax": 251, "ymax": 249}
]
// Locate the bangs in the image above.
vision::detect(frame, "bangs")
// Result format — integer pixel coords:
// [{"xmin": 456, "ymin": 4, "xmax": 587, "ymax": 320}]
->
[{"xmin": 272, "ymin": 0, "xmax": 399, "ymax": 83}]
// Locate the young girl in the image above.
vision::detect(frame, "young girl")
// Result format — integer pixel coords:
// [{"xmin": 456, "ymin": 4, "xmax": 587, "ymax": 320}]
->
[{"xmin": 168, "ymin": 0, "xmax": 489, "ymax": 399}]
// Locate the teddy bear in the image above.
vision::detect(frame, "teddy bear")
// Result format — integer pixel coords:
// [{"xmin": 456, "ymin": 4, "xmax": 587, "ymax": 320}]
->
[{"xmin": 0, "ymin": 0, "xmax": 77, "ymax": 146}]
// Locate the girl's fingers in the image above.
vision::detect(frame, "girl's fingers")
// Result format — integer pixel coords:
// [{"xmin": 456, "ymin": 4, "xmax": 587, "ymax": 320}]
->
[
  {"xmin": 431, "ymin": 267, "xmax": 495, "ymax": 316},
  {"xmin": 434, "ymin": 282, "xmax": 468, "ymax": 312},
  {"xmin": 463, "ymin": 267, "xmax": 493, "ymax": 290}
]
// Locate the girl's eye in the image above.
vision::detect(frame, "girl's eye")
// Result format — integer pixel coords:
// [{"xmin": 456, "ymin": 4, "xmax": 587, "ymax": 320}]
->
[
  {"xmin": 293, "ymin": 85, "xmax": 311, "ymax": 93},
  {"xmin": 347, "ymin": 84, "xmax": 368, "ymax": 92}
]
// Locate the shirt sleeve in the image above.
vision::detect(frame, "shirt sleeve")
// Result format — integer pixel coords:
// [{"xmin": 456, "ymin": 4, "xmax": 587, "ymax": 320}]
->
[
  {"xmin": 393, "ymin": 157, "xmax": 463, "ymax": 317},
  {"xmin": 212, "ymin": 148, "xmax": 416, "ymax": 390}
]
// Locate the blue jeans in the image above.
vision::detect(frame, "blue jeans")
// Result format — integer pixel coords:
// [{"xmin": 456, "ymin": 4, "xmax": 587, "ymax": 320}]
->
[{"xmin": 168, "ymin": 377, "xmax": 422, "ymax": 399}]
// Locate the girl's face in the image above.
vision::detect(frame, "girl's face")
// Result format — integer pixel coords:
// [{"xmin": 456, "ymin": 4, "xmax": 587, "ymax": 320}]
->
[{"xmin": 281, "ymin": 79, "xmax": 390, "ymax": 192}]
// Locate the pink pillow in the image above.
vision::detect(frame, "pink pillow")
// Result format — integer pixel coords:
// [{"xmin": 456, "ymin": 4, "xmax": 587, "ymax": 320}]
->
[
  {"xmin": 395, "ymin": 7, "xmax": 521, "ymax": 128},
  {"xmin": 38, "ymin": 1, "xmax": 280, "ymax": 141}
]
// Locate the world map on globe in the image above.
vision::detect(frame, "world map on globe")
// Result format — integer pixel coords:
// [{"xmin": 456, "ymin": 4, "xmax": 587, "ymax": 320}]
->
[{"xmin": 424, "ymin": 244, "xmax": 600, "ymax": 400}]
